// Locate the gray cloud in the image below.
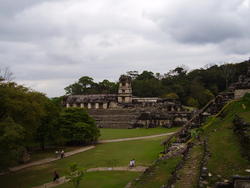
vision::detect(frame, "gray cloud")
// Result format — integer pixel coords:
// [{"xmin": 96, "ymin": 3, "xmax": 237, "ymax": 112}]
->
[
  {"xmin": 0, "ymin": 0, "xmax": 250, "ymax": 97},
  {"xmin": 151, "ymin": 0, "xmax": 250, "ymax": 45}
]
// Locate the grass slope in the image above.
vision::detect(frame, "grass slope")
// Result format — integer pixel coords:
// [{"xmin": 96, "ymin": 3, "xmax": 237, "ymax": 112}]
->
[
  {"xmin": 203, "ymin": 94, "xmax": 250, "ymax": 184},
  {"xmin": 131, "ymin": 156, "xmax": 182, "ymax": 188},
  {"xmin": 132, "ymin": 94, "xmax": 250, "ymax": 187},
  {"xmin": 0, "ymin": 137, "xmax": 165, "ymax": 188},
  {"xmin": 99, "ymin": 127, "xmax": 179, "ymax": 140}
]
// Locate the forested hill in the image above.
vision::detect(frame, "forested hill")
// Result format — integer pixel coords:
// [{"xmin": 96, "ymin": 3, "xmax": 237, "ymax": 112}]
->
[{"xmin": 65, "ymin": 60, "xmax": 250, "ymax": 107}]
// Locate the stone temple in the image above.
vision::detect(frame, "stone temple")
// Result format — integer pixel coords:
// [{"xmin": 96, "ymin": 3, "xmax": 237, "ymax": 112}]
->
[{"xmin": 64, "ymin": 75, "xmax": 192, "ymax": 128}]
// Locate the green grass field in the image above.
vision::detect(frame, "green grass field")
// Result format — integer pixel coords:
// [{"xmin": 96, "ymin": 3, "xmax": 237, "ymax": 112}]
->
[
  {"xmin": 58, "ymin": 171, "xmax": 140, "ymax": 188},
  {"xmin": 27, "ymin": 127, "xmax": 177, "ymax": 164},
  {"xmin": 0, "ymin": 136, "xmax": 166, "ymax": 188},
  {"xmin": 99, "ymin": 127, "xmax": 179, "ymax": 140}
]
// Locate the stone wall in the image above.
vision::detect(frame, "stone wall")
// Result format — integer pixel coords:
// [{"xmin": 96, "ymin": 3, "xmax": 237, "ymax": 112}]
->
[
  {"xmin": 234, "ymin": 89, "xmax": 250, "ymax": 99},
  {"xmin": 88, "ymin": 107, "xmax": 191, "ymax": 129}
]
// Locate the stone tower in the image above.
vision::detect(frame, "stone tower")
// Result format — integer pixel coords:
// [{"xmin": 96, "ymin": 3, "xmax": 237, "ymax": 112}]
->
[{"xmin": 118, "ymin": 75, "xmax": 132, "ymax": 103}]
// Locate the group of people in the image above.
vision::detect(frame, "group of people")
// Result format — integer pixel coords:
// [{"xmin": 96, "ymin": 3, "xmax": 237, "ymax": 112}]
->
[
  {"xmin": 55, "ymin": 150, "xmax": 65, "ymax": 159},
  {"xmin": 129, "ymin": 159, "xmax": 136, "ymax": 168}
]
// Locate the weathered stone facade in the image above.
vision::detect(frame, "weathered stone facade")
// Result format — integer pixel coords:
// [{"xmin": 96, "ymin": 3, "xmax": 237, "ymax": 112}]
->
[
  {"xmin": 229, "ymin": 67, "xmax": 250, "ymax": 99},
  {"xmin": 64, "ymin": 75, "xmax": 191, "ymax": 128}
]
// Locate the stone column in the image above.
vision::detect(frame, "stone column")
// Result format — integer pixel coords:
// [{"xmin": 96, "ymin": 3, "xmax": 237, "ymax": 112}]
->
[
  {"xmin": 66, "ymin": 103, "xmax": 70, "ymax": 108},
  {"xmin": 80, "ymin": 103, "xmax": 84, "ymax": 108},
  {"xmin": 88, "ymin": 103, "xmax": 91, "ymax": 109},
  {"xmin": 103, "ymin": 103, "xmax": 108, "ymax": 109},
  {"xmin": 95, "ymin": 103, "xmax": 99, "ymax": 109}
]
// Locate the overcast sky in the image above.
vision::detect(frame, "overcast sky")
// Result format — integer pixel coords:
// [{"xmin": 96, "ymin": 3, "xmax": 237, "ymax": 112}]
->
[{"xmin": 1, "ymin": 0, "xmax": 250, "ymax": 97}]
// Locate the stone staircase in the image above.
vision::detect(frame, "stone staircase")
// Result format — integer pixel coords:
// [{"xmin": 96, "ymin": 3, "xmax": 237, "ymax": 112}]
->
[{"xmin": 88, "ymin": 109, "xmax": 140, "ymax": 128}]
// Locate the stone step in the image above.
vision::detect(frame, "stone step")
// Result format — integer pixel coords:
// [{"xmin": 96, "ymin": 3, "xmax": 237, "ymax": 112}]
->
[
  {"xmin": 91, "ymin": 114, "xmax": 138, "ymax": 117},
  {"xmin": 88, "ymin": 109, "xmax": 140, "ymax": 128},
  {"xmin": 96, "ymin": 122, "xmax": 133, "ymax": 128},
  {"xmin": 92, "ymin": 116, "xmax": 138, "ymax": 121},
  {"xmin": 88, "ymin": 110, "xmax": 138, "ymax": 115}
]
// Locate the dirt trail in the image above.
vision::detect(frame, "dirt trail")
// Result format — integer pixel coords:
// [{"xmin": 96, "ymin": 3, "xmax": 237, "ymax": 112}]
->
[
  {"xmin": 32, "ymin": 166, "xmax": 148, "ymax": 188},
  {"xmin": 8, "ymin": 146, "xmax": 95, "ymax": 173},
  {"xmin": 98, "ymin": 132, "xmax": 175, "ymax": 143},
  {"xmin": 174, "ymin": 144, "xmax": 203, "ymax": 188}
]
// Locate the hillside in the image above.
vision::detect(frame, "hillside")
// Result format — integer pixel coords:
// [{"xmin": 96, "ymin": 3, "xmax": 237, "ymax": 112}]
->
[{"xmin": 131, "ymin": 94, "xmax": 250, "ymax": 187}]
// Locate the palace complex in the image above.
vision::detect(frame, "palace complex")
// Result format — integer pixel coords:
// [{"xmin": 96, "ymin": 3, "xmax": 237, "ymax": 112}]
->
[
  {"xmin": 64, "ymin": 68, "xmax": 250, "ymax": 129},
  {"xmin": 64, "ymin": 75, "xmax": 192, "ymax": 128}
]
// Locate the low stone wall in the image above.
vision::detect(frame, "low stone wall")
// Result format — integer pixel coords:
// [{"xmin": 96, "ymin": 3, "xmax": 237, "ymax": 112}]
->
[{"xmin": 234, "ymin": 89, "xmax": 250, "ymax": 99}]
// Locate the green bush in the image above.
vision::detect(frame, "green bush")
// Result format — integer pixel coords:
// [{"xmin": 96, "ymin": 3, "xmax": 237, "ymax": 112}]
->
[{"xmin": 59, "ymin": 108, "xmax": 100, "ymax": 145}]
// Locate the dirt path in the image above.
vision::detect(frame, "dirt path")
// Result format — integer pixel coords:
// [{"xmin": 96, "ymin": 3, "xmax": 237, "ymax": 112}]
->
[
  {"xmin": 173, "ymin": 143, "xmax": 203, "ymax": 188},
  {"xmin": 98, "ymin": 132, "xmax": 175, "ymax": 143},
  {"xmin": 8, "ymin": 146, "xmax": 95, "ymax": 173},
  {"xmin": 2, "ymin": 132, "xmax": 175, "ymax": 175},
  {"xmin": 32, "ymin": 166, "xmax": 148, "ymax": 188}
]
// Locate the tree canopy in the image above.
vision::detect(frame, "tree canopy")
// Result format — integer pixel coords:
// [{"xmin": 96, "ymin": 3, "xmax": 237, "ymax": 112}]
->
[
  {"xmin": 64, "ymin": 60, "xmax": 250, "ymax": 108},
  {"xmin": 0, "ymin": 76, "xmax": 99, "ymax": 170}
]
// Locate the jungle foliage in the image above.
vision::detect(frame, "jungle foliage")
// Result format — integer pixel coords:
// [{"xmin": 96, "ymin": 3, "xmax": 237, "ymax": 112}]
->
[
  {"xmin": 0, "ymin": 78, "xmax": 99, "ymax": 170},
  {"xmin": 65, "ymin": 60, "xmax": 250, "ymax": 108}
]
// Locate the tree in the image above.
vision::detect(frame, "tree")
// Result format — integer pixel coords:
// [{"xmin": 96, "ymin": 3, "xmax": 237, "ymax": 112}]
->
[
  {"xmin": 162, "ymin": 92, "xmax": 179, "ymax": 100},
  {"xmin": 0, "ymin": 66, "xmax": 14, "ymax": 82},
  {"xmin": 0, "ymin": 117, "xmax": 25, "ymax": 170},
  {"xmin": 136, "ymin": 71, "xmax": 155, "ymax": 80},
  {"xmin": 59, "ymin": 108, "xmax": 100, "ymax": 145},
  {"xmin": 35, "ymin": 99, "xmax": 61, "ymax": 150},
  {"xmin": 172, "ymin": 66, "xmax": 187, "ymax": 76},
  {"xmin": 65, "ymin": 76, "xmax": 117, "ymax": 95},
  {"xmin": 70, "ymin": 122, "xmax": 100, "ymax": 145},
  {"xmin": 0, "ymin": 80, "xmax": 62, "ymax": 153},
  {"xmin": 67, "ymin": 163, "xmax": 84, "ymax": 188},
  {"xmin": 220, "ymin": 63, "xmax": 235, "ymax": 89},
  {"xmin": 97, "ymin": 80, "xmax": 118, "ymax": 94},
  {"xmin": 186, "ymin": 97, "xmax": 199, "ymax": 107},
  {"xmin": 126, "ymin": 71, "xmax": 139, "ymax": 80}
]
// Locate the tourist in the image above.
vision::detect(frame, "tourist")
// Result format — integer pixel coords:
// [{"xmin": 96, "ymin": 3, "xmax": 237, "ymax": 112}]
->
[
  {"xmin": 53, "ymin": 171, "xmax": 59, "ymax": 182},
  {"xmin": 55, "ymin": 150, "xmax": 59, "ymax": 158},
  {"xmin": 129, "ymin": 160, "xmax": 133, "ymax": 168},
  {"xmin": 129, "ymin": 159, "xmax": 135, "ymax": 168},
  {"xmin": 132, "ymin": 159, "xmax": 136, "ymax": 167},
  {"xmin": 60, "ymin": 150, "xmax": 64, "ymax": 159}
]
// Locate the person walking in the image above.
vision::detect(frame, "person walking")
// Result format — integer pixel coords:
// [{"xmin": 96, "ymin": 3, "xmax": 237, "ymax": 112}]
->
[
  {"xmin": 53, "ymin": 171, "xmax": 59, "ymax": 182},
  {"xmin": 60, "ymin": 150, "xmax": 64, "ymax": 159},
  {"xmin": 55, "ymin": 150, "xmax": 59, "ymax": 158}
]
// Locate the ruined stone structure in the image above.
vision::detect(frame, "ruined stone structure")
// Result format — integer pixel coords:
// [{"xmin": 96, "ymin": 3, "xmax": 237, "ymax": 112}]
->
[
  {"xmin": 64, "ymin": 75, "xmax": 192, "ymax": 128},
  {"xmin": 229, "ymin": 66, "xmax": 250, "ymax": 99}
]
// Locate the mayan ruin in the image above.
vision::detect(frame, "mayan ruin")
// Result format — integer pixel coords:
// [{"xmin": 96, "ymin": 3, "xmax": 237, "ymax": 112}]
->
[
  {"xmin": 1, "ymin": 0, "xmax": 250, "ymax": 187},
  {"xmin": 64, "ymin": 75, "xmax": 192, "ymax": 128}
]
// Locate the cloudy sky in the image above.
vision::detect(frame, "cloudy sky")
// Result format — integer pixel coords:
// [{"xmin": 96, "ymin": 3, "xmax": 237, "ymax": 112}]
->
[{"xmin": 0, "ymin": 0, "xmax": 250, "ymax": 97}]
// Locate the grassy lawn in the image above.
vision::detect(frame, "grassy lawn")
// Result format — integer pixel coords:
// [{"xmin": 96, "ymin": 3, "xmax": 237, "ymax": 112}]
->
[
  {"xmin": 131, "ymin": 156, "xmax": 182, "ymax": 188},
  {"xmin": 0, "ymin": 137, "xmax": 166, "ymax": 188},
  {"xmin": 99, "ymin": 127, "xmax": 179, "ymax": 140},
  {"xmin": 58, "ymin": 171, "xmax": 140, "ymax": 188},
  {"xmin": 28, "ymin": 127, "xmax": 177, "ymax": 163}
]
